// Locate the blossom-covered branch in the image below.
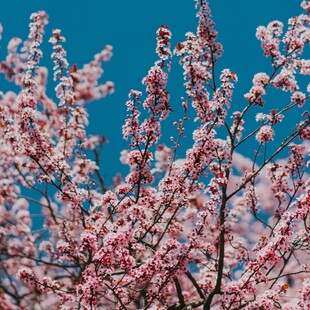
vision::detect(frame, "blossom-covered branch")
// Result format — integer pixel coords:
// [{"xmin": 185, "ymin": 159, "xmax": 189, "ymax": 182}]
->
[{"xmin": 0, "ymin": 0, "xmax": 309, "ymax": 309}]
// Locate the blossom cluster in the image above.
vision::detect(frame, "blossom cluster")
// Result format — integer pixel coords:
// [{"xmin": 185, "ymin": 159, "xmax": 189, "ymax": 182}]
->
[{"xmin": 0, "ymin": 1, "xmax": 309, "ymax": 309}]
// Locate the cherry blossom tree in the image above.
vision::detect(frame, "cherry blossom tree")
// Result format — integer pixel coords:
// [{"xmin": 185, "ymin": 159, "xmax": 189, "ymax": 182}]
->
[{"xmin": 0, "ymin": 1, "xmax": 309, "ymax": 309}]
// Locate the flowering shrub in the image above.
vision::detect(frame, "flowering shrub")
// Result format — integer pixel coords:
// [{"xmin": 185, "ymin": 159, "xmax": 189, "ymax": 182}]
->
[{"xmin": 0, "ymin": 1, "xmax": 309, "ymax": 309}]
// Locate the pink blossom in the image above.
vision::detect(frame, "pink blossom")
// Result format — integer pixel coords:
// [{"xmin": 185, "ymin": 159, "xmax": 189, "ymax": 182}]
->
[
  {"xmin": 299, "ymin": 278, "xmax": 310, "ymax": 307},
  {"xmin": 256, "ymin": 25, "xmax": 281, "ymax": 58},
  {"xmin": 256, "ymin": 125, "xmax": 275, "ymax": 144},
  {"xmin": 301, "ymin": 1, "xmax": 310, "ymax": 12},
  {"xmin": 252, "ymin": 72, "xmax": 270, "ymax": 86},
  {"xmin": 244, "ymin": 85, "xmax": 266, "ymax": 105},
  {"xmin": 272, "ymin": 70, "xmax": 299, "ymax": 92},
  {"xmin": 295, "ymin": 59, "xmax": 310, "ymax": 75},
  {"xmin": 291, "ymin": 91, "xmax": 306, "ymax": 107},
  {"xmin": 17, "ymin": 267, "xmax": 38, "ymax": 289}
]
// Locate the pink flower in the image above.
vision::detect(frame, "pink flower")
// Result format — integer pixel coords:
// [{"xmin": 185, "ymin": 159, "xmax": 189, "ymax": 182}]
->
[
  {"xmin": 256, "ymin": 125, "xmax": 275, "ymax": 144},
  {"xmin": 17, "ymin": 267, "xmax": 38, "ymax": 288},
  {"xmin": 252, "ymin": 72, "xmax": 269, "ymax": 86},
  {"xmin": 80, "ymin": 232, "xmax": 98, "ymax": 254},
  {"xmin": 301, "ymin": 1, "xmax": 310, "ymax": 13},
  {"xmin": 272, "ymin": 70, "xmax": 298, "ymax": 92},
  {"xmin": 244, "ymin": 85, "xmax": 266, "ymax": 105},
  {"xmin": 291, "ymin": 91, "xmax": 306, "ymax": 107}
]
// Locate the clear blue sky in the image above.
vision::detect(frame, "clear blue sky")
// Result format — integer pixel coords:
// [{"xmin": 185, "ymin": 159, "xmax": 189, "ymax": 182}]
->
[{"xmin": 0, "ymin": 0, "xmax": 306, "ymax": 181}]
